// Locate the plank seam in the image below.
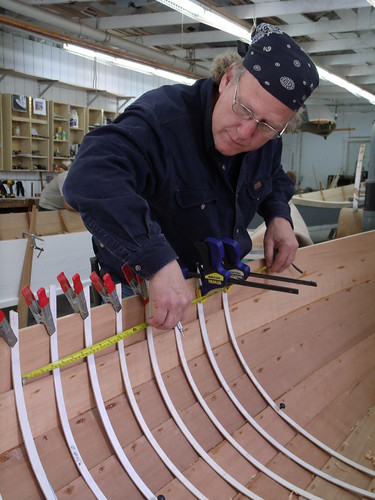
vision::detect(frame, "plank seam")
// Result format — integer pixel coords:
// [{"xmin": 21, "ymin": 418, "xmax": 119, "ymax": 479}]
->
[
  {"xmin": 145, "ymin": 296, "xmax": 263, "ymax": 499},
  {"xmin": 10, "ymin": 310, "xmax": 57, "ymax": 500},
  {"xmin": 49, "ymin": 285, "xmax": 106, "ymax": 499},
  {"xmin": 198, "ymin": 300, "xmax": 375, "ymax": 498},
  {"xmin": 83, "ymin": 286, "xmax": 156, "ymax": 499},
  {"xmin": 222, "ymin": 290, "xmax": 375, "ymax": 478},
  {"xmin": 114, "ymin": 283, "xmax": 208, "ymax": 500}
]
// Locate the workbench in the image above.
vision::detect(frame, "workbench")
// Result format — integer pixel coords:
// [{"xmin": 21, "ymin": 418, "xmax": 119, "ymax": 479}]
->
[{"xmin": 0, "ymin": 198, "xmax": 39, "ymax": 213}]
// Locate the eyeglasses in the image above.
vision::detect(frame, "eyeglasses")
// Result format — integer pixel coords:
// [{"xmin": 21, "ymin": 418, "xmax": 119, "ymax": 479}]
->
[{"xmin": 232, "ymin": 76, "xmax": 289, "ymax": 140}]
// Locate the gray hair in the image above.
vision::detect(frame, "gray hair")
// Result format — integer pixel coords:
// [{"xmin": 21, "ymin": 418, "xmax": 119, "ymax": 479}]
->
[{"xmin": 209, "ymin": 50, "xmax": 245, "ymax": 85}]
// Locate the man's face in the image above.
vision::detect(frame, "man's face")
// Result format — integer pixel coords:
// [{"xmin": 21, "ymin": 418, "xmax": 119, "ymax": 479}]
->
[{"xmin": 212, "ymin": 66, "xmax": 296, "ymax": 156}]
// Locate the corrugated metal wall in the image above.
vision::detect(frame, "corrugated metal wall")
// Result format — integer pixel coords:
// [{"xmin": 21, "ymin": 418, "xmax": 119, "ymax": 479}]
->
[
  {"xmin": 0, "ymin": 30, "xmax": 175, "ymax": 110},
  {"xmin": 0, "ymin": 30, "xmax": 177, "ymax": 193}
]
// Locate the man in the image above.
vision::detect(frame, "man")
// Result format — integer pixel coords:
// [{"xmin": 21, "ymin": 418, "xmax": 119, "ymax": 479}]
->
[
  {"xmin": 63, "ymin": 23, "xmax": 319, "ymax": 331},
  {"xmin": 39, "ymin": 170, "xmax": 73, "ymax": 211}
]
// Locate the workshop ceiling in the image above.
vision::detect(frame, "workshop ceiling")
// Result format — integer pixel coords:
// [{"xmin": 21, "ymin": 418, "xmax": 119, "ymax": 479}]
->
[{"xmin": 1, "ymin": 0, "xmax": 375, "ymax": 108}]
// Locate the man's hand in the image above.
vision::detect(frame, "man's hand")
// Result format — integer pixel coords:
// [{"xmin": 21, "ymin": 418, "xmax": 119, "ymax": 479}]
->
[
  {"xmin": 264, "ymin": 217, "xmax": 299, "ymax": 273},
  {"xmin": 147, "ymin": 260, "xmax": 194, "ymax": 331}
]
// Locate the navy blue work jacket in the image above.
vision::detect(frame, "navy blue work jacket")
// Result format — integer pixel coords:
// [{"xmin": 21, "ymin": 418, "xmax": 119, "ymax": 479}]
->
[{"xmin": 63, "ymin": 78, "xmax": 295, "ymax": 283}]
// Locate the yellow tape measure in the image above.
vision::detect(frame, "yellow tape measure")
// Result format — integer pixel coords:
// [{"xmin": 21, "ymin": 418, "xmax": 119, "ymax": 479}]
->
[
  {"xmin": 22, "ymin": 321, "xmax": 148, "ymax": 383},
  {"xmin": 22, "ymin": 287, "xmax": 218, "ymax": 382},
  {"xmin": 22, "ymin": 268, "xmax": 264, "ymax": 383}
]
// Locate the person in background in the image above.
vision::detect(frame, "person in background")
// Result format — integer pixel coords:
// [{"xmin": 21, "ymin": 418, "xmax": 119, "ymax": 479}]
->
[
  {"xmin": 63, "ymin": 23, "xmax": 319, "ymax": 331},
  {"xmin": 39, "ymin": 169, "xmax": 74, "ymax": 211}
]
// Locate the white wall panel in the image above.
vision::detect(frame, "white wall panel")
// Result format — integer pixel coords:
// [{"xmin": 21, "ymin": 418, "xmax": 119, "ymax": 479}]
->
[
  {"xmin": 13, "ymin": 36, "xmax": 24, "ymax": 73},
  {"xmin": 67, "ymin": 52, "xmax": 77, "ymax": 85},
  {"xmin": 33, "ymin": 40, "xmax": 44, "ymax": 76},
  {"xmin": 60, "ymin": 48, "xmax": 69, "ymax": 85},
  {"xmin": 112, "ymin": 65, "xmax": 120, "ymax": 95},
  {"xmin": 0, "ymin": 32, "xmax": 4, "ymax": 68},
  {"xmin": 3, "ymin": 32, "xmax": 13, "ymax": 70},
  {"xmin": 76, "ymin": 54, "xmax": 85, "ymax": 90},
  {"xmin": 282, "ymin": 110, "xmax": 373, "ymax": 190},
  {"xmin": 51, "ymin": 46, "xmax": 61, "ymax": 82},
  {"xmin": 83, "ymin": 57, "xmax": 93, "ymax": 89},
  {"xmin": 0, "ymin": 30, "xmax": 178, "ymax": 103},
  {"xmin": 24, "ymin": 38, "xmax": 34, "ymax": 76},
  {"xmin": 42, "ymin": 43, "xmax": 52, "ymax": 80}
]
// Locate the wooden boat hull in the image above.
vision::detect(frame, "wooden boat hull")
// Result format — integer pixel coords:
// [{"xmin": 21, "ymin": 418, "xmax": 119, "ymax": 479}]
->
[
  {"xmin": 292, "ymin": 183, "xmax": 356, "ymax": 227},
  {"xmin": 1, "ymin": 231, "xmax": 375, "ymax": 499},
  {"xmin": 248, "ymin": 184, "xmax": 356, "ymax": 232}
]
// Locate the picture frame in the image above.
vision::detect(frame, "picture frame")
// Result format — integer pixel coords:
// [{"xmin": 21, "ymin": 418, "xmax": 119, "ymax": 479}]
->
[
  {"xmin": 12, "ymin": 94, "xmax": 27, "ymax": 112},
  {"xmin": 33, "ymin": 97, "xmax": 47, "ymax": 116}
]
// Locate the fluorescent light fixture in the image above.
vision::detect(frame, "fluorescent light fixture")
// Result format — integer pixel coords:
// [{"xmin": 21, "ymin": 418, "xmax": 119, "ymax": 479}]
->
[
  {"xmin": 317, "ymin": 66, "xmax": 375, "ymax": 105},
  {"xmin": 156, "ymin": 0, "xmax": 252, "ymax": 42},
  {"xmin": 158, "ymin": 0, "xmax": 375, "ymax": 106},
  {"xmin": 63, "ymin": 43, "xmax": 196, "ymax": 85}
]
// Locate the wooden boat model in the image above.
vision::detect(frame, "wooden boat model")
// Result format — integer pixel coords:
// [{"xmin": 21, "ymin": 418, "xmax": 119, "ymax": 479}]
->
[
  {"xmin": 292, "ymin": 183, "xmax": 357, "ymax": 225},
  {"xmin": 1, "ymin": 231, "xmax": 375, "ymax": 499},
  {"xmin": 291, "ymin": 183, "xmax": 367, "ymax": 243},
  {"xmin": 248, "ymin": 184, "xmax": 360, "ymax": 243}
]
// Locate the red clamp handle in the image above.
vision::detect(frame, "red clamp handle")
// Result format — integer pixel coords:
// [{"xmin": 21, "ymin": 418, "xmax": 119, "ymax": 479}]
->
[
  {"xmin": 90, "ymin": 271, "xmax": 105, "ymax": 293},
  {"xmin": 37, "ymin": 288, "xmax": 49, "ymax": 309},
  {"xmin": 21, "ymin": 285, "xmax": 36, "ymax": 306},
  {"xmin": 72, "ymin": 273, "xmax": 83, "ymax": 294},
  {"xmin": 103, "ymin": 273, "xmax": 115, "ymax": 294},
  {"xmin": 121, "ymin": 264, "xmax": 135, "ymax": 284},
  {"xmin": 57, "ymin": 272, "xmax": 71, "ymax": 293}
]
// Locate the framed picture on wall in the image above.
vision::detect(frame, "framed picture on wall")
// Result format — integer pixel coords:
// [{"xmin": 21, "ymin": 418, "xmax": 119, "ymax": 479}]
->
[
  {"xmin": 12, "ymin": 94, "xmax": 27, "ymax": 112},
  {"xmin": 33, "ymin": 97, "xmax": 47, "ymax": 116}
]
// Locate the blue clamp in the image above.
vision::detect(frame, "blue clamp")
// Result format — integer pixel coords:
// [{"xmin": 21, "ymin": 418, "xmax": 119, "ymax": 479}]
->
[
  {"xmin": 194, "ymin": 237, "xmax": 229, "ymax": 296},
  {"xmin": 221, "ymin": 237, "xmax": 250, "ymax": 280},
  {"xmin": 187, "ymin": 237, "xmax": 314, "ymax": 297},
  {"xmin": 193, "ymin": 237, "xmax": 249, "ymax": 296}
]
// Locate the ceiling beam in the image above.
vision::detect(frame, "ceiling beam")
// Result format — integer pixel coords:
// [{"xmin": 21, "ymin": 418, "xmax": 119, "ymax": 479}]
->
[
  {"xmin": 346, "ymin": 65, "xmax": 375, "ymax": 77},
  {"xmin": 20, "ymin": 0, "xmax": 92, "ymax": 3},
  {"xmin": 82, "ymin": 0, "xmax": 370, "ymax": 30},
  {"xmin": 128, "ymin": 30, "xmax": 238, "ymax": 47},
  {"xmin": 352, "ymin": 75, "xmax": 375, "ymax": 84},
  {"xmin": 83, "ymin": 11, "xmax": 191, "ymax": 30},
  {"xmin": 128, "ymin": 30, "xmax": 375, "ymax": 53},
  {"xmin": 299, "ymin": 35, "xmax": 375, "ymax": 54},
  {"xmin": 226, "ymin": 0, "xmax": 369, "ymax": 20},
  {"xmin": 282, "ymin": 14, "xmax": 374, "ymax": 38},
  {"xmin": 315, "ymin": 50, "xmax": 375, "ymax": 65}
]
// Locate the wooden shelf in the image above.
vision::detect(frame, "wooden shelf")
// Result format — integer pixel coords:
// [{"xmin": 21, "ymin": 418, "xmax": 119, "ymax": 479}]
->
[
  {"xmin": 2, "ymin": 94, "xmax": 50, "ymax": 171},
  {"xmin": 1, "ymin": 93, "xmax": 121, "ymax": 172}
]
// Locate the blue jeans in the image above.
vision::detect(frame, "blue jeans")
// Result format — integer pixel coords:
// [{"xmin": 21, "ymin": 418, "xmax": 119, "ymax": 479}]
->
[{"xmin": 121, "ymin": 283, "xmax": 135, "ymax": 298}]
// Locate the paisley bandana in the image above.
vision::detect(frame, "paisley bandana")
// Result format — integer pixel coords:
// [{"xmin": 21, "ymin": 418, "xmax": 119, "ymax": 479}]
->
[{"xmin": 237, "ymin": 23, "xmax": 319, "ymax": 111}]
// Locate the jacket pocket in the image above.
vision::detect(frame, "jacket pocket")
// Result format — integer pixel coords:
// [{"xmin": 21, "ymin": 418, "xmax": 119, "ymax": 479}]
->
[
  {"xmin": 246, "ymin": 177, "xmax": 272, "ymax": 202},
  {"xmin": 176, "ymin": 188, "xmax": 217, "ymax": 208}
]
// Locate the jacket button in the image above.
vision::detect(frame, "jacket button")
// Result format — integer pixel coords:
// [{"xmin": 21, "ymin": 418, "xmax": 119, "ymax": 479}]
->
[
  {"xmin": 200, "ymin": 204, "xmax": 205, "ymax": 209},
  {"xmin": 135, "ymin": 264, "xmax": 141, "ymax": 272}
]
